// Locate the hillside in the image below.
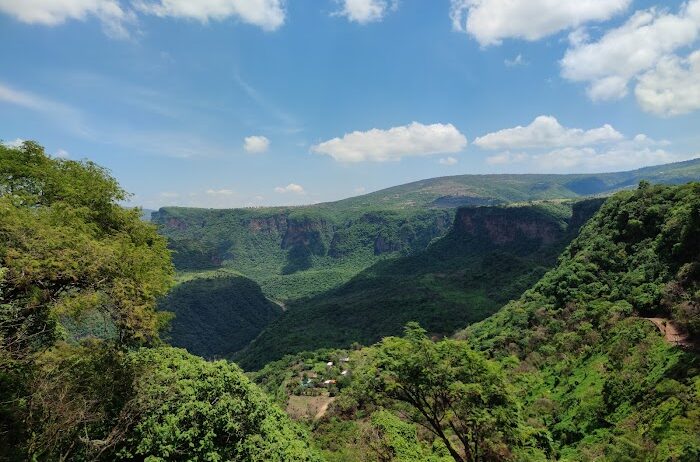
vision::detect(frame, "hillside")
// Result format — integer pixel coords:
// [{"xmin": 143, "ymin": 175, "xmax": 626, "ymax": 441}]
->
[
  {"xmin": 250, "ymin": 182, "xmax": 700, "ymax": 461},
  {"xmin": 460, "ymin": 182, "xmax": 700, "ymax": 459},
  {"xmin": 322, "ymin": 158, "xmax": 700, "ymax": 211},
  {"xmin": 234, "ymin": 199, "xmax": 604, "ymax": 369},
  {"xmin": 159, "ymin": 273, "xmax": 283, "ymax": 359},
  {"xmin": 153, "ymin": 159, "xmax": 700, "ymax": 363}
]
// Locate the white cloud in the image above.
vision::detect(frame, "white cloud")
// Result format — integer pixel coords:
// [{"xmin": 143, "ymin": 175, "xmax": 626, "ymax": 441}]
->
[
  {"xmin": 354, "ymin": 186, "xmax": 366, "ymax": 194},
  {"xmin": 311, "ymin": 122, "xmax": 467, "ymax": 163},
  {"xmin": 274, "ymin": 183, "xmax": 305, "ymax": 194},
  {"xmin": 485, "ymin": 133, "xmax": 689, "ymax": 172},
  {"xmin": 55, "ymin": 149, "xmax": 70, "ymax": 158},
  {"xmin": 243, "ymin": 135, "xmax": 270, "ymax": 153},
  {"xmin": 135, "ymin": 0, "xmax": 285, "ymax": 30},
  {"xmin": 561, "ymin": 1, "xmax": 700, "ymax": 101},
  {"xmin": 0, "ymin": 0, "xmax": 134, "ymax": 38},
  {"xmin": 335, "ymin": 0, "xmax": 397, "ymax": 24},
  {"xmin": 635, "ymin": 50, "xmax": 700, "ymax": 117},
  {"xmin": 450, "ymin": 0, "xmax": 630, "ymax": 46},
  {"xmin": 474, "ymin": 115, "xmax": 623, "ymax": 150},
  {"xmin": 439, "ymin": 156, "xmax": 458, "ymax": 165},
  {"xmin": 205, "ymin": 188, "xmax": 234, "ymax": 196},
  {"xmin": 2, "ymin": 138, "xmax": 25, "ymax": 148}
]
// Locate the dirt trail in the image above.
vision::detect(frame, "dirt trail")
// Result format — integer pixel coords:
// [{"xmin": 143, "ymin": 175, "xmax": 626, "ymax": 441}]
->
[
  {"xmin": 644, "ymin": 318, "xmax": 692, "ymax": 347},
  {"xmin": 268, "ymin": 298, "xmax": 287, "ymax": 311},
  {"xmin": 314, "ymin": 397, "xmax": 335, "ymax": 420}
]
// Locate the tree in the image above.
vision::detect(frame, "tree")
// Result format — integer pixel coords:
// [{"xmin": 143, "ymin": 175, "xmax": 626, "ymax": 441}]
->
[
  {"xmin": 354, "ymin": 323, "xmax": 527, "ymax": 462},
  {"xmin": 1, "ymin": 141, "xmax": 173, "ymax": 458},
  {"xmin": 0, "ymin": 140, "xmax": 174, "ymax": 359}
]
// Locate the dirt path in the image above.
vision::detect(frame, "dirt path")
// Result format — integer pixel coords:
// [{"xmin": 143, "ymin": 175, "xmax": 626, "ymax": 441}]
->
[
  {"xmin": 644, "ymin": 318, "xmax": 692, "ymax": 347},
  {"xmin": 314, "ymin": 397, "xmax": 335, "ymax": 420},
  {"xmin": 268, "ymin": 298, "xmax": 287, "ymax": 311}
]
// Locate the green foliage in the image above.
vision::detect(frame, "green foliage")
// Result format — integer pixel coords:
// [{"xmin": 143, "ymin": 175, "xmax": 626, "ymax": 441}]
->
[
  {"xmin": 463, "ymin": 182, "xmax": 700, "ymax": 460},
  {"xmin": 350, "ymin": 323, "xmax": 533, "ymax": 462},
  {"xmin": 236, "ymin": 200, "xmax": 601, "ymax": 369},
  {"xmin": 23, "ymin": 344, "xmax": 321, "ymax": 461},
  {"xmin": 361, "ymin": 410, "xmax": 451, "ymax": 462},
  {"xmin": 0, "ymin": 141, "xmax": 174, "ymax": 350},
  {"xmin": 0, "ymin": 142, "xmax": 320, "ymax": 461},
  {"xmin": 160, "ymin": 274, "xmax": 282, "ymax": 358},
  {"xmin": 120, "ymin": 347, "xmax": 321, "ymax": 461}
]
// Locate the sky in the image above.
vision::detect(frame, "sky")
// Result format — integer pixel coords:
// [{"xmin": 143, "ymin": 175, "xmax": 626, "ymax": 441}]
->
[{"xmin": 1, "ymin": 0, "xmax": 700, "ymax": 209}]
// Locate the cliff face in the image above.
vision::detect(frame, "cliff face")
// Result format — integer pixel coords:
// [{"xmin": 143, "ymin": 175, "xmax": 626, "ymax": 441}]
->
[
  {"xmin": 247, "ymin": 215, "xmax": 287, "ymax": 235},
  {"xmin": 453, "ymin": 199, "xmax": 604, "ymax": 248},
  {"xmin": 455, "ymin": 207, "xmax": 564, "ymax": 246}
]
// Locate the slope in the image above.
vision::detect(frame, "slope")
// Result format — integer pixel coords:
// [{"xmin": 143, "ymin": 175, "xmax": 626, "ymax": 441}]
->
[
  {"xmin": 159, "ymin": 273, "xmax": 283, "ymax": 359},
  {"xmin": 461, "ymin": 182, "xmax": 700, "ymax": 459},
  {"xmin": 235, "ymin": 199, "xmax": 605, "ymax": 369}
]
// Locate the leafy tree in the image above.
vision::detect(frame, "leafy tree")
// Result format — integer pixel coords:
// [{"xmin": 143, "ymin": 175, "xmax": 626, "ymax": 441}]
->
[
  {"xmin": 354, "ymin": 323, "xmax": 528, "ymax": 462},
  {"xmin": 0, "ymin": 142, "xmax": 320, "ymax": 460},
  {"xmin": 25, "ymin": 345, "xmax": 322, "ymax": 461}
]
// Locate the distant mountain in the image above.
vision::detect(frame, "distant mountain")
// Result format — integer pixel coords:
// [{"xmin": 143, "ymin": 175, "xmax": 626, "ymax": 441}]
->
[
  {"xmin": 326, "ymin": 157, "xmax": 700, "ymax": 211},
  {"xmin": 152, "ymin": 159, "xmax": 700, "ymax": 363}
]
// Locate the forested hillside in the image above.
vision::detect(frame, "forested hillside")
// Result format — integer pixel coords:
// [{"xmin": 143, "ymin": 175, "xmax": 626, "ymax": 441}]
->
[
  {"xmin": 153, "ymin": 159, "xmax": 700, "ymax": 362},
  {"xmin": 251, "ymin": 182, "xmax": 699, "ymax": 461},
  {"xmin": 460, "ymin": 182, "xmax": 700, "ymax": 459},
  {"xmin": 159, "ymin": 273, "xmax": 283, "ymax": 359},
  {"xmin": 236, "ymin": 199, "xmax": 604, "ymax": 369}
]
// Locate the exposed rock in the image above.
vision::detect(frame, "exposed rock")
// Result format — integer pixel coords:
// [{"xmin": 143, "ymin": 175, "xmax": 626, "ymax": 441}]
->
[{"xmin": 455, "ymin": 207, "xmax": 563, "ymax": 245}]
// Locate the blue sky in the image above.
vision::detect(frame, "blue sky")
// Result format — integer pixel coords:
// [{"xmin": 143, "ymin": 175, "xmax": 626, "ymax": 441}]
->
[{"xmin": 1, "ymin": 0, "xmax": 700, "ymax": 208}]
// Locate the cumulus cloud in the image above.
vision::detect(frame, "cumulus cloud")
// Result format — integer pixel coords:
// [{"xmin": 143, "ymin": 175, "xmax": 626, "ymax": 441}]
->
[
  {"xmin": 335, "ymin": 0, "xmax": 397, "ymax": 24},
  {"xmin": 134, "ymin": 0, "xmax": 285, "ymax": 30},
  {"xmin": 474, "ymin": 116, "xmax": 623, "ymax": 150},
  {"xmin": 635, "ymin": 50, "xmax": 700, "ymax": 117},
  {"xmin": 311, "ymin": 122, "xmax": 467, "ymax": 163},
  {"xmin": 484, "ymin": 130, "xmax": 687, "ymax": 172},
  {"xmin": 450, "ymin": 0, "xmax": 630, "ymax": 46},
  {"xmin": 487, "ymin": 146, "xmax": 686, "ymax": 173},
  {"xmin": 561, "ymin": 1, "xmax": 700, "ymax": 101},
  {"xmin": 243, "ymin": 135, "xmax": 270, "ymax": 153},
  {"xmin": 439, "ymin": 156, "xmax": 458, "ymax": 165},
  {"xmin": 55, "ymin": 149, "xmax": 70, "ymax": 158},
  {"xmin": 0, "ymin": 0, "xmax": 134, "ymax": 38},
  {"xmin": 274, "ymin": 183, "xmax": 305, "ymax": 194}
]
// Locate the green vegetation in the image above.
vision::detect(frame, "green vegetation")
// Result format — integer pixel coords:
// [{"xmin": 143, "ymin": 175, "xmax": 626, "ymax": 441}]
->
[
  {"xmin": 235, "ymin": 199, "xmax": 603, "ymax": 369},
  {"xmin": 0, "ymin": 141, "xmax": 320, "ymax": 461},
  {"xmin": 159, "ymin": 274, "xmax": 283, "ymax": 359},
  {"xmin": 250, "ymin": 182, "xmax": 699, "ymax": 462},
  {"xmin": 350, "ymin": 323, "xmax": 534, "ymax": 462},
  {"xmin": 154, "ymin": 160, "xmax": 700, "ymax": 364},
  {"xmin": 3, "ymin": 140, "xmax": 699, "ymax": 460},
  {"xmin": 460, "ymin": 182, "xmax": 700, "ymax": 459}
]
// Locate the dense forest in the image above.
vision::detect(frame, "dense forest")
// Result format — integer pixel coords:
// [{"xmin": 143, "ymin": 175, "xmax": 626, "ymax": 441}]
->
[{"xmin": 1, "ymin": 141, "xmax": 698, "ymax": 461}]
